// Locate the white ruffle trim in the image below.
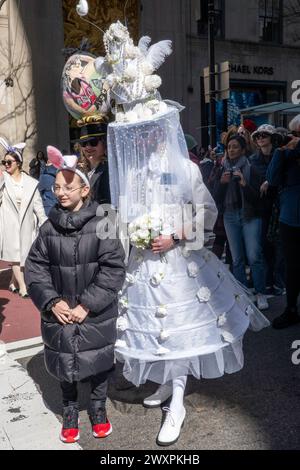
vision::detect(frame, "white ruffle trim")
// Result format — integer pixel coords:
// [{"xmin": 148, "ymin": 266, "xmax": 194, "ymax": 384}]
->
[{"xmin": 115, "ymin": 339, "xmax": 245, "ymax": 387}]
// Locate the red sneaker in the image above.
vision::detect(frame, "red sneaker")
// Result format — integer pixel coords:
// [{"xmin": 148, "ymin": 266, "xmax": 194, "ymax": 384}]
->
[
  {"xmin": 92, "ymin": 419, "xmax": 112, "ymax": 438},
  {"xmin": 60, "ymin": 405, "xmax": 80, "ymax": 443},
  {"xmin": 89, "ymin": 406, "xmax": 112, "ymax": 438}
]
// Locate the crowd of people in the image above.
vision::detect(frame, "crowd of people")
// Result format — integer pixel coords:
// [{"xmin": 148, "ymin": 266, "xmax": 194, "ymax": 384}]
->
[{"xmin": 185, "ymin": 115, "xmax": 300, "ymax": 329}]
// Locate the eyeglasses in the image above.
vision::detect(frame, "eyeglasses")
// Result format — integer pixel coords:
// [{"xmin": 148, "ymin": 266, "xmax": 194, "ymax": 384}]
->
[
  {"xmin": 1, "ymin": 159, "xmax": 16, "ymax": 166},
  {"xmin": 255, "ymin": 133, "xmax": 270, "ymax": 140},
  {"xmin": 81, "ymin": 138, "xmax": 101, "ymax": 148},
  {"xmin": 52, "ymin": 184, "xmax": 85, "ymax": 195}
]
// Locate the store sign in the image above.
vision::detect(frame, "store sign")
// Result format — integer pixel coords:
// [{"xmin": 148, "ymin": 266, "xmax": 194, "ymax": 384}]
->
[
  {"xmin": 292, "ymin": 80, "xmax": 300, "ymax": 104},
  {"xmin": 230, "ymin": 64, "xmax": 274, "ymax": 76}
]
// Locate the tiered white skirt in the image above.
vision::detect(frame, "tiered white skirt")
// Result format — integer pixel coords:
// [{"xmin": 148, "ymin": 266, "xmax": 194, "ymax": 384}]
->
[{"xmin": 115, "ymin": 245, "xmax": 270, "ymax": 386}]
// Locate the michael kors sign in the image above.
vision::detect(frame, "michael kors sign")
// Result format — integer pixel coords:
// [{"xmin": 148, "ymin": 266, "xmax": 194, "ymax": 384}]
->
[{"xmin": 230, "ymin": 64, "xmax": 274, "ymax": 76}]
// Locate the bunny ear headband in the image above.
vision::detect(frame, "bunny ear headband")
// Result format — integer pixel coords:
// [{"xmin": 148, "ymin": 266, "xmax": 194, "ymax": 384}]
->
[
  {"xmin": 0, "ymin": 137, "xmax": 26, "ymax": 162},
  {"xmin": 47, "ymin": 146, "xmax": 90, "ymax": 187}
]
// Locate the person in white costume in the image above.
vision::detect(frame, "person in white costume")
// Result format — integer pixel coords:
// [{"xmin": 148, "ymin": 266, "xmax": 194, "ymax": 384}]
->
[
  {"xmin": 72, "ymin": 4, "xmax": 270, "ymax": 446},
  {"xmin": 108, "ymin": 108, "xmax": 270, "ymax": 446}
]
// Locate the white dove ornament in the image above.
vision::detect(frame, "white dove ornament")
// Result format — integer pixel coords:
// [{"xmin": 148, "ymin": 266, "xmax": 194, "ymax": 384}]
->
[{"xmin": 76, "ymin": 0, "xmax": 89, "ymax": 17}]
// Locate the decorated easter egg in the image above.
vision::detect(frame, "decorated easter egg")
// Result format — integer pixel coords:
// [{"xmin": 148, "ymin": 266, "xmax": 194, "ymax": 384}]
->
[{"xmin": 61, "ymin": 53, "xmax": 110, "ymax": 120}]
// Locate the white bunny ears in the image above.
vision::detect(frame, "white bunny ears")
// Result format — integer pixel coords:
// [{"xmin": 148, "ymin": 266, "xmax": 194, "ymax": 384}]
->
[
  {"xmin": 47, "ymin": 146, "xmax": 90, "ymax": 187},
  {"xmin": 0, "ymin": 137, "xmax": 26, "ymax": 162}
]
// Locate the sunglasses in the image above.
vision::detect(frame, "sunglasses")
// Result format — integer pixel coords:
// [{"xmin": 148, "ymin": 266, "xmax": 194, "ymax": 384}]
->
[
  {"xmin": 1, "ymin": 159, "xmax": 16, "ymax": 166},
  {"xmin": 255, "ymin": 133, "xmax": 270, "ymax": 140},
  {"xmin": 81, "ymin": 138, "xmax": 101, "ymax": 148}
]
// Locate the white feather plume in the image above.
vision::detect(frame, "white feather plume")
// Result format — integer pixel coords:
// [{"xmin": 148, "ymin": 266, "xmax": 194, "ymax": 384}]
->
[
  {"xmin": 138, "ymin": 36, "xmax": 152, "ymax": 56},
  {"xmin": 146, "ymin": 40, "xmax": 172, "ymax": 71}
]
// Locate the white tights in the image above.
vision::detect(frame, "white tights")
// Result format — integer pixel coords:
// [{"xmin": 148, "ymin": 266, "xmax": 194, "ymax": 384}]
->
[
  {"xmin": 169, "ymin": 376, "xmax": 187, "ymax": 418},
  {"xmin": 11, "ymin": 263, "xmax": 27, "ymax": 296}
]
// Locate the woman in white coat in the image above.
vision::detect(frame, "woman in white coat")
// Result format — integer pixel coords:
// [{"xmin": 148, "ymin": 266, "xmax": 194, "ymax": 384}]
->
[{"xmin": 0, "ymin": 138, "xmax": 47, "ymax": 297}]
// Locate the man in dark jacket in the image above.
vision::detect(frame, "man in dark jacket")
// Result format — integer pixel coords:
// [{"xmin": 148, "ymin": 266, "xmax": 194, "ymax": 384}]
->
[
  {"xmin": 267, "ymin": 136, "xmax": 300, "ymax": 329},
  {"xmin": 25, "ymin": 168, "xmax": 125, "ymax": 443},
  {"xmin": 77, "ymin": 122, "xmax": 111, "ymax": 205}
]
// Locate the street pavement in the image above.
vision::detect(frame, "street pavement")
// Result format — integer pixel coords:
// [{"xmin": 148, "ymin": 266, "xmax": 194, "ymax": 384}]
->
[
  {"xmin": 12, "ymin": 294, "xmax": 300, "ymax": 451},
  {"xmin": 0, "ymin": 263, "xmax": 41, "ymax": 344},
  {"xmin": 1, "ymin": 259, "xmax": 300, "ymax": 450}
]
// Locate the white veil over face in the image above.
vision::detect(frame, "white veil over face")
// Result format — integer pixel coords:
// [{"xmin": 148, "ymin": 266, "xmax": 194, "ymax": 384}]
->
[{"xmin": 107, "ymin": 107, "xmax": 193, "ymax": 222}]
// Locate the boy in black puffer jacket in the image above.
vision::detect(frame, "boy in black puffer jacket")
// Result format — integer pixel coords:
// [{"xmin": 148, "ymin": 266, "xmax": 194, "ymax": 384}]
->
[{"xmin": 25, "ymin": 147, "xmax": 125, "ymax": 444}]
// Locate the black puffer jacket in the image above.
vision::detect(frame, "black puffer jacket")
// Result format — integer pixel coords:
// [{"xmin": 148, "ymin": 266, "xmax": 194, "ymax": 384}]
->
[{"xmin": 25, "ymin": 200, "xmax": 125, "ymax": 383}]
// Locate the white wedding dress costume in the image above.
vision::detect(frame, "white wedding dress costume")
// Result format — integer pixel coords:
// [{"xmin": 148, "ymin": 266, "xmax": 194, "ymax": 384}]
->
[{"xmin": 108, "ymin": 107, "xmax": 270, "ymax": 387}]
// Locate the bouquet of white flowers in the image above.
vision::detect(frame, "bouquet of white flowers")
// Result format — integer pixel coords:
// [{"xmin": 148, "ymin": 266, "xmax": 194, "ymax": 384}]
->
[{"xmin": 128, "ymin": 212, "xmax": 163, "ymax": 250}]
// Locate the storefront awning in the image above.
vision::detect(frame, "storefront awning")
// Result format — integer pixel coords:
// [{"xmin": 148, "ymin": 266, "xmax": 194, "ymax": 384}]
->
[{"xmin": 240, "ymin": 102, "xmax": 300, "ymax": 116}]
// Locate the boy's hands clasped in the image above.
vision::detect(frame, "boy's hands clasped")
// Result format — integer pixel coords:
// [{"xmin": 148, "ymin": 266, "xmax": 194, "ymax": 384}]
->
[{"xmin": 52, "ymin": 300, "xmax": 89, "ymax": 325}]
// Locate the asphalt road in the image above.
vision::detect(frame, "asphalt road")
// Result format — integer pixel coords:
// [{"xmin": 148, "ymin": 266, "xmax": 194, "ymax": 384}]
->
[{"xmin": 18, "ymin": 295, "xmax": 300, "ymax": 450}]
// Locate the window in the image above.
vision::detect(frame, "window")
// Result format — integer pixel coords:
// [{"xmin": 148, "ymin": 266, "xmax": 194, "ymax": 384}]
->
[
  {"xmin": 259, "ymin": 0, "xmax": 283, "ymax": 43},
  {"xmin": 197, "ymin": 0, "xmax": 225, "ymax": 38}
]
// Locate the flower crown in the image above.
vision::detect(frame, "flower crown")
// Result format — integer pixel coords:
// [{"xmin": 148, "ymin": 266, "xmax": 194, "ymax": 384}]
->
[
  {"xmin": 99, "ymin": 21, "xmax": 172, "ymax": 122},
  {"xmin": 75, "ymin": 1, "xmax": 173, "ymax": 124}
]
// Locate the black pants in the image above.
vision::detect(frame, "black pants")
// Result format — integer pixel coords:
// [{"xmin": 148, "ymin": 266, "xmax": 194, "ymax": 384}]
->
[
  {"xmin": 262, "ymin": 215, "xmax": 285, "ymax": 288},
  {"xmin": 280, "ymin": 223, "xmax": 300, "ymax": 309},
  {"xmin": 60, "ymin": 369, "xmax": 112, "ymax": 409}
]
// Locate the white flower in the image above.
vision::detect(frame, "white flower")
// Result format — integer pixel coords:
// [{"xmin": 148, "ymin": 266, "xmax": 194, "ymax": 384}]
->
[
  {"xmin": 116, "ymin": 112, "xmax": 126, "ymax": 122},
  {"xmin": 154, "ymin": 346, "xmax": 170, "ymax": 356},
  {"xmin": 125, "ymin": 44, "xmax": 140, "ymax": 59},
  {"xmin": 76, "ymin": 0, "xmax": 89, "ymax": 16},
  {"xmin": 115, "ymin": 339, "xmax": 128, "ymax": 349},
  {"xmin": 197, "ymin": 286, "xmax": 211, "ymax": 302},
  {"xmin": 125, "ymin": 111, "xmax": 138, "ymax": 122},
  {"xmin": 144, "ymin": 74, "xmax": 162, "ymax": 92},
  {"xmin": 159, "ymin": 330, "xmax": 170, "ymax": 342},
  {"xmin": 217, "ymin": 313, "xmax": 227, "ymax": 327},
  {"xmin": 203, "ymin": 252, "xmax": 211, "ymax": 262},
  {"xmin": 181, "ymin": 246, "xmax": 191, "ymax": 258},
  {"xmin": 130, "ymin": 233, "xmax": 139, "ymax": 243},
  {"xmin": 136, "ymin": 229, "xmax": 150, "ymax": 240},
  {"xmin": 119, "ymin": 297, "xmax": 129, "ymax": 309},
  {"xmin": 158, "ymin": 102, "xmax": 168, "ymax": 113},
  {"xmin": 124, "ymin": 64, "xmax": 138, "ymax": 81},
  {"xmin": 246, "ymin": 305, "xmax": 254, "ymax": 317},
  {"xmin": 151, "ymin": 272, "xmax": 165, "ymax": 286},
  {"xmin": 116, "ymin": 316, "xmax": 128, "ymax": 332},
  {"xmin": 109, "ymin": 22, "xmax": 128, "ymax": 42},
  {"xmin": 141, "ymin": 61, "xmax": 154, "ymax": 75},
  {"xmin": 139, "ymin": 107, "xmax": 153, "ymax": 120},
  {"xmin": 188, "ymin": 261, "xmax": 199, "ymax": 278},
  {"xmin": 156, "ymin": 305, "xmax": 168, "ymax": 318},
  {"xmin": 125, "ymin": 273, "xmax": 136, "ymax": 284},
  {"xmin": 145, "ymin": 99, "xmax": 160, "ymax": 112}
]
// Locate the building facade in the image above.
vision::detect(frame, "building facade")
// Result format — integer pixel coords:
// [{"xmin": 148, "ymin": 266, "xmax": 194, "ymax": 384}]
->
[
  {"xmin": 1, "ymin": 0, "xmax": 300, "ymax": 167},
  {"xmin": 140, "ymin": 0, "xmax": 300, "ymax": 146}
]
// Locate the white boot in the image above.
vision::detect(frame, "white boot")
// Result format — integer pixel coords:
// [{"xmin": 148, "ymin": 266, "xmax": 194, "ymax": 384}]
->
[
  {"xmin": 156, "ymin": 376, "xmax": 187, "ymax": 446},
  {"xmin": 156, "ymin": 406, "xmax": 186, "ymax": 446},
  {"xmin": 143, "ymin": 382, "xmax": 173, "ymax": 408}
]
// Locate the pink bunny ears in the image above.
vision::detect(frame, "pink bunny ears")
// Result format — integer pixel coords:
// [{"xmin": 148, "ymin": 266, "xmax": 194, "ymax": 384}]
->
[
  {"xmin": 47, "ymin": 146, "xmax": 90, "ymax": 187},
  {"xmin": 0, "ymin": 137, "xmax": 26, "ymax": 162}
]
